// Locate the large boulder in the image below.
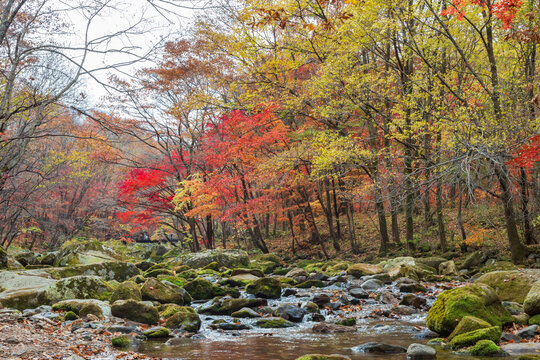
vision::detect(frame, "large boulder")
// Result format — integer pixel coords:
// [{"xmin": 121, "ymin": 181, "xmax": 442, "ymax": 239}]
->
[
  {"xmin": 246, "ymin": 277, "xmax": 282, "ymax": 299},
  {"xmin": 438, "ymin": 260, "xmax": 458, "ymax": 276},
  {"xmin": 52, "ymin": 299, "xmax": 111, "ymax": 317},
  {"xmin": 449, "ymin": 326, "xmax": 502, "ymax": 349},
  {"xmin": 198, "ymin": 297, "xmax": 267, "ymax": 315},
  {"xmin": 111, "ymin": 299, "xmax": 159, "ymax": 325},
  {"xmin": 476, "ymin": 270, "xmax": 540, "ymax": 303},
  {"xmin": 426, "ymin": 283, "xmax": 513, "ymax": 336},
  {"xmin": 51, "ymin": 261, "xmax": 141, "ymax": 282},
  {"xmin": 346, "ymin": 264, "xmax": 383, "ymax": 278},
  {"xmin": 164, "ymin": 306, "xmax": 201, "ymax": 332},
  {"xmin": 110, "ymin": 280, "xmax": 142, "ymax": 302},
  {"xmin": 524, "ymin": 281, "xmax": 540, "ymax": 316},
  {"xmin": 0, "ymin": 274, "xmax": 113, "ymax": 310},
  {"xmin": 183, "ymin": 278, "xmax": 219, "ymax": 300},
  {"xmin": 141, "ymin": 278, "xmax": 183, "ymax": 305},
  {"xmin": 175, "ymin": 250, "xmax": 249, "ymax": 269},
  {"xmin": 378, "ymin": 257, "xmax": 415, "ymax": 272}
]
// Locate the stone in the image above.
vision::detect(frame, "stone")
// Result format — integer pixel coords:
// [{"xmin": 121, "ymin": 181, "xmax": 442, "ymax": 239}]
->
[
  {"xmin": 296, "ymin": 280, "xmax": 325, "ymax": 288},
  {"xmin": 459, "ymin": 251, "xmax": 485, "ymax": 270},
  {"xmin": 393, "ymin": 305, "xmax": 415, "ymax": 315},
  {"xmin": 111, "ymin": 300, "xmax": 159, "ymax": 325},
  {"xmin": 476, "ymin": 270, "xmax": 540, "ymax": 304},
  {"xmin": 51, "ymin": 261, "xmax": 140, "ymax": 282},
  {"xmin": 399, "ymin": 283, "xmax": 427, "ymax": 293},
  {"xmin": 198, "ymin": 297, "xmax": 267, "ymax": 315},
  {"xmin": 346, "ymin": 263, "xmax": 383, "ymax": 278},
  {"xmin": 303, "ymin": 302, "xmax": 319, "ymax": 313},
  {"xmin": 312, "ymin": 323, "xmax": 356, "ymax": 333},
  {"xmin": 361, "ymin": 279, "xmax": 383, "ymax": 290},
  {"xmin": 256, "ymin": 317, "xmax": 294, "ymax": 328},
  {"xmin": 141, "ymin": 278, "xmax": 183, "ymax": 305},
  {"xmin": 176, "ymin": 250, "xmax": 249, "ymax": 269},
  {"xmin": 377, "ymin": 291, "xmax": 398, "ymax": 304},
  {"xmin": 231, "ymin": 307, "xmax": 261, "ymax": 318},
  {"xmin": 448, "ymin": 316, "xmax": 491, "ymax": 340},
  {"xmin": 164, "ymin": 307, "xmax": 201, "ymax": 332},
  {"xmin": 426, "ymin": 283, "xmax": 513, "ymax": 336},
  {"xmin": 349, "ymin": 288, "xmax": 368, "ymax": 299},
  {"xmin": 406, "ymin": 343, "xmax": 436, "ymax": 360},
  {"xmin": 286, "ymin": 268, "xmax": 307, "ymax": 278},
  {"xmin": 399, "ymin": 294, "xmax": 426, "ymax": 309},
  {"xmin": 500, "ymin": 343, "xmax": 540, "ymax": 357},
  {"xmin": 110, "ymin": 281, "xmax": 142, "ymax": 302},
  {"xmin": 387, "ymin": 265, "xmax": 421, "ymax": 281},
  {"xmin": 183, "ymin": 278, "xmax": 218, "ymax": 300},
  {"xmin": 524, "ymin": 281, "xmax": 540, "ymax": 316},
  {"xmin": 529, "ymin": 314, "xmax": 540, "ymax": 325},
  {"xmin": 449, "ymin": 326, "xmax": 502, "ymax": 349},
  {"xmin": 502, "ymin": 301, "xmax": 524, "ymax": 315},
  {"xmin": 143, "ymin": 327, "xmax": 170, "ymax": 338},
  {"xmin": 245, "ymin": 277, "xmax": 281, "ymax": 299},
  {"xmin": 378, "ymin": 257, "xmax": 416, "ymax": 272},
  {"xmin": 416, "ymin": 257, "xmax": 448, "ymax": 271},
  {"xmin": 438, "ymin": 260, "xmax": 458, "ymax": 276},
  {"xmin": 352, "ymin": 342, "xmax": 407, "ymax": 353},
  {"xmin": 274, "ymin": 304, "xmax": 306, "ymax": 322},
  {"xmin": 517, "ymin": 325, "xmax": 539, "ymax": 339},
  {"xmin": 52, "ymin": 299, "xmax": 111, "ymax": 317},
  {"xmin": 230, "ymin": 273, "xmax": 260, "ymax": 282},
  {"xmin": 467, "ymin": 340, "xmax": 502, "ymax": 356},
  {"xmin": 312, "ymin": 294, "xmax": 331, "ymax": 306},
  {"xmin": 111, "ymin": 335, "xmax": 131, "ymax": 348},
  {"xmin": 230, "ymin": 268, "xmax": 264, "ymax": 278},
  {"xmin": 501, "ymin": 332, "xmax": 521, "ymax": 342}
]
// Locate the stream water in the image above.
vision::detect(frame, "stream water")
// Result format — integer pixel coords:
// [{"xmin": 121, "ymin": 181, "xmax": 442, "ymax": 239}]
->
[{"xmin": 136, "ymin": 281, "xmax": 523, "ymax": 360}]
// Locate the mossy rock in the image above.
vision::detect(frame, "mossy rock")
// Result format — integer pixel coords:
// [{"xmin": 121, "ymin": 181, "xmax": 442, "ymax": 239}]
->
[
  {"xmin": 479, "ymin": 261, "xmax": 519, "ymax": 273},
  {"xmin": 157, "ymin": 276, "xmax": 187, "ymax": 288},
  {"xmin": 111, "ymin": 335, "xmax": 131, "ymax": 348},
  {"xmin": 110, "ymin": 281, "xmax": 142, "ymax": 303},
  {"xmin": 52, "ymin": 299, "xmax": 110, "ymax": 317},
  {"xmin": 476, "ymin": 270, "xmax": 540, "ymax": 303},
  {"xmin": 144, "ymin": 327, "xmax": 170, "ymax": 338},
  {"xmin": 387, "ymin": 265, "xmax": 421, "ymax": 281},
  {"xmin": 449, "ymin": 326, "xmax": 502, "ymax": 349},
  {"xmin": 79, "ymin": 302, "xmax": 103, "ymax": 317},
  {"xmin": 246, "ymin": 278, "xmax": 281, "ymax": 299},
  {"xmin": 524, "ymin": 281, "xmax": 540, "ymax": 316},
  {"xmin": 416, "ymin": 257, "xmax": 448, "ymax": 270},
  {"xmin": 336, "ymin": 317, "xmax": 356, "ymax": 326},
  {"xmin": 346, "ymin": 263, "xmax": 383, "ymax": 278},
  {"xmin": 64, "ymin": 311, "xmax": 78, "ymax": 320},
  {"xmin": 256, "ymin": 317, "xmax": 294, "ymax": 328},
  {"xmin": 529, "ymin": 314, "xmax": 540, "ymax": 325},
  {"xmin": 202, "ymin": 261, "xmax": 220, "ymax": 271},
  {"xmin": 426, "ymin": 283, "xmax": 512, "ymax": 336},
  {"xmin": 144, "ymin": 268, "xmax": 174, "ymax": 278},
  {"xmin": 183, "ymin": 278, "xmax": 216, "ymax": 300},
  {"xmin": 466, "ymin": 340, "xmax": 501, "ymax": 356},
  {"xmin": 179, "ymin": 250, "xmax": 249, "ymax": 269},
  {"xmin": 449, "ymin": 316, "xmax": 491, "ymax": 340},
  {"xmin": 231, "ymin": 307, "xmax": 261, "ymax": 318},
  {"xmin": 231, "ymin": 268, "xmax": 264, "ymax": 278},
  {"xmin": 253, "ymin": 260, "xmax": 279, "ymax": 274},
  {"xmin": 111, "ymin": 299, "xmax": 159, "ymax": 325},
  {"xmin": 51, "ymin": 262, "xmax": 141, "ymax": 282},
  {"xmin": 296, "ymin": 280, "xmax": 325, "ymax": 289},
  {"xmin": 164, "ymin": 307, "xmax": 201, "ymax": 332},
  {"xmin": 295, "ymin": 355, "xmax": 350, "ymax": 360},
  {"xmin": 198, "ymin": 298, "xmax": 267, "ymax": 315},
  {"xmin": 141, "ymin": 278, "xmax": 183, "ymax": 305}
]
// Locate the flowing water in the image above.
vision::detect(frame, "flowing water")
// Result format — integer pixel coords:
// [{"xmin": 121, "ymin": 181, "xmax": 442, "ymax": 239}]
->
[{"xmin": 136, "ymin": 281, "xmax": 526, "ymax": 360}]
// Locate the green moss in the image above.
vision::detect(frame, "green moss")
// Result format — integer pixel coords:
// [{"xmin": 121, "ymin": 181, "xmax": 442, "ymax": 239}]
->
[
  {"xmin": 164, "ymin": 307, "xmax": 201, "ymax": 332},
  {"xmin": 157, "ymin": 276, "xmax": 187, "ymax": 287},
  {"xmin": 529, "ymin": 314, "xmax": 540, "ymax": 325},
  {"xmin": 141, "ymin": 278, "xmax": 183, "ymax": 304},
  {"xmin": 336, "ymin": 317, "xmax": 356, "ymax": 326},
  {"xmin": 426, "ymin": 283, "xmax": 512, "ymax": 336},
  {"xmin": 256, "ymin": 317, "xmax": 294, "ymax": 328},
  {"xmin": 476, "ymin": 270, "xmax": 538, "ymax": 303},
  {"xmin": 202, "ymin": 261, "xmax": 219, "ymax": 271},
  {"xmin": 143, "ymin": 327, "xmax": 170, "ymax": 338},
  {"xmin": 52, "ymin": 302, "xmax": 77, "ymax": 313},
  {"xmin": 467, "ymin": 340, "xmax": 500, "ymax": 356},
  {"xmin": 449, "ymin": 326, "xmax": 502, "ymax": 349},
  {"xmin": 296, "ymin": 280, "xmax": 325, "ymax": 289},
  {"xmin": 110, "ymin": 281, "xmax": 142, "ymax": 302},
  {"xmin": 111, "ymin": 335, "xmax": 131, "ymax": 348},
  {"xmin": 183, "ymin": 278, "xmax": 218, "ymax": 300},
  {"xmin": 245, "ymin": 278, "xmax": 282, "ymax": 299},
  {"xmin": 64, "ymin": 311, "xmax": 78, "ymax": 320},
  {"xmin": 427, "ymin": 338, "xmax": 446, "ymax": 346},
  {"xmin": 449, "ymin": 316, "xmax": 491, "ymax": 340},
  {"xmin": 111, "ymin": 300, "xmax": 159, "ymax": 325}
]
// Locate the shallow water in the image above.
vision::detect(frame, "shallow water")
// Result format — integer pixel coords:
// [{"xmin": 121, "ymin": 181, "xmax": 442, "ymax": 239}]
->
[{"xmin": 136, "ymin": 282, "xmax": 522, "ymax": 360}]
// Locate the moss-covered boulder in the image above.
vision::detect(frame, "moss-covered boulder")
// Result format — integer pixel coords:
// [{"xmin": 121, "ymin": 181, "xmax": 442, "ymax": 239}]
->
[
  {"xmin": 164, "ymin": 307, "xmax": 201, "ymax": 332},
  {"xmin": 346, "ymin": 264, "xmax": 383, "ymax": 278},
  {"xmin": 50, "ymin": 262, "xmax": 141, "ymax": 282},
  {"xmin": 449, "ymin": 326, "xmax": 502, "ymax": 349},
  {"xmin": 198, "ymin": 298, "xmax": 267, "ymax": 315},
  {"xmin": 183, "ymin": 278, "xmax": 217, "ymax": 300},
  {"xmin": 387, "ymin": 265, "xmax": 422, "ymax": 281},
  {"xmin": 524, "ymin": 281, "xmax": 540, "ymax": 316},
  {"xmin": 378, "ymin": 257, "xmax": 416, "ymax": 272},
  {"xmin": 246, "ymin": 278, "xmax": 281, "ymax": 299},
  {"xmin": 438, "ymin": 260, "xmax": 458, "ymax": 276},
  {"xmin": 111, "ymin": 335, "xmax": 131, "ymax": 348},
  {"xmin": 459, "ymin": 251, "xmax": 485, "ymax": 270},
  {"xmin": 467, "ymin": 340, "xmax": 501, "ymax": 356},
  {"xmin": 256, "ymin": 317, "xmax": 294, "ymax": 328},
  {"xmin": 426, "ymin": 283, "xmax": 512, "ymax": 336},
  {"xmin": 449, "ymin": 316, "xmax": 491, "ymax": 340},
  {"xmin": 231, "ymin": 268, "xmax": 264, "ymax": 278},
  {"xmin": 476, "ymin": 270, "xmax": 540, "ymax": 303},
  {"xmin": 231, "ymin": 307, "xmax": 261, "ymax": 318},
  {"xmin": 110, "ymin": 280, "xmax": 142, "ymax": 302},
  {"xmin": 176, "ymin": 250, "xmax": 249, "ymax": 269},
  {"xmin": 529, "ymin": 314, "xmax": 540, "ymax": 325},
  {"xmin": 141, "ymin": 278, "xmax": 183, "ymax": 305},
  {"xmin": 295, "ymin": 355, "xmax": 351, "ymax": 360},
  {"xmin": 144, "ymin": 327, "xmax": 170, "ymax": 338},
  {"xmin": 416, "ymin": 257, "xmax": 448, "ymax": 271},
  {"xmin": 296, "ymin": 280, "xmax": 325, "ymax": 289},
  {"xmin": 111, "ymin": 299, "xmax": 159, "ymax": 325}
]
